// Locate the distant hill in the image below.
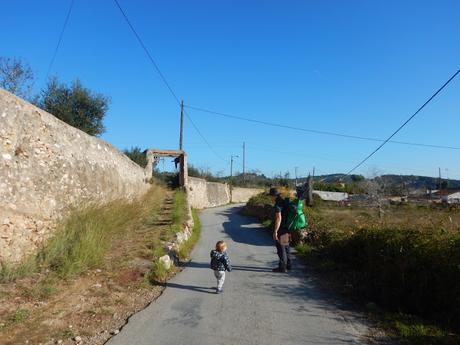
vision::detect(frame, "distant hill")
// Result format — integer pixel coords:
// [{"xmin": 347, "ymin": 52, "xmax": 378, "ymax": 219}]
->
[{"xmin": 311, "ymin": 174, "xmax": 460, "ymax": 190}]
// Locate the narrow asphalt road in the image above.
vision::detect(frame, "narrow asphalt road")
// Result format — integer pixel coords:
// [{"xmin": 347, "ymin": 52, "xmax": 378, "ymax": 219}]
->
[{"xmin": 107, "ymin": 204, "xmax": 369, "ymax": 345}]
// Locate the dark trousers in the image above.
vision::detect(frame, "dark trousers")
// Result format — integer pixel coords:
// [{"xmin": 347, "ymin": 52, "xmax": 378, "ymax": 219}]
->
[{"xmin": 275, "ymin": 240, "xmax": 291, "ymax": 269}]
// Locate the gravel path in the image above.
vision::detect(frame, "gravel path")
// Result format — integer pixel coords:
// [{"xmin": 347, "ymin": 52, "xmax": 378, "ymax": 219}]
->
[{"xmin": 107, "ymin": 204, "xmax": 370, "ymax": 345}]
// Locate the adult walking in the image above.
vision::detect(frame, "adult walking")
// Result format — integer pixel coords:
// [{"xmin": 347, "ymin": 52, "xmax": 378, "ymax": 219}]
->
[{"xmin": 269, "ymin": 187, "xmax": 291, "ymax": 273}]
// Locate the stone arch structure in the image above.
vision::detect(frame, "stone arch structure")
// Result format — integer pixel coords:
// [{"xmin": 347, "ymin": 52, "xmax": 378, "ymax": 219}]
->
[{"xmin": 144, "ymin": 149, "xmax": 188, "ymax": 187}]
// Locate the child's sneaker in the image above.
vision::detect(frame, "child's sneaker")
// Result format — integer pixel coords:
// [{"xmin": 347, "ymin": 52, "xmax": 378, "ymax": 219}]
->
[{"xmin": 216, "ymin": 288, "xmax": 223, "ymax": 294}]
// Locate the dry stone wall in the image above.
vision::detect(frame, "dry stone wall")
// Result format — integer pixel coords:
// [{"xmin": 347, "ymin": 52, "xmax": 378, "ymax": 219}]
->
[{"xmin": 0, "ymin": 89, "xmax": 150, "ymax": 263}]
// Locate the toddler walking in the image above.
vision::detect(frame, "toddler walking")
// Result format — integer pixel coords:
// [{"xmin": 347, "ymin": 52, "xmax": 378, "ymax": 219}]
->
[{"xmin": 210, "ymin": 240, "xmax": 232, "ymax": 294}]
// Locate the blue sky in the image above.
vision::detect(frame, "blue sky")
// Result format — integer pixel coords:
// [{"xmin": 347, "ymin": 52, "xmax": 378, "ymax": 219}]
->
[{"xmin": 2, "ymin": 0, "xmax": 460, "ymax": 179}]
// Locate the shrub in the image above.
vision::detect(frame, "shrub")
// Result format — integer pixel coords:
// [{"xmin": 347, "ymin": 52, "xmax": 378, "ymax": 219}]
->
[{"xmin": 326, "ymin": 227, "xmax": 460, "ymax": 330}]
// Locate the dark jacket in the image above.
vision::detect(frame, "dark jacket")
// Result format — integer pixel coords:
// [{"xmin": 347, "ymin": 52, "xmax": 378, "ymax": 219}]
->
[{"xmin": 210, "ymin": 250, "xmax": 232, "ymax": 272}]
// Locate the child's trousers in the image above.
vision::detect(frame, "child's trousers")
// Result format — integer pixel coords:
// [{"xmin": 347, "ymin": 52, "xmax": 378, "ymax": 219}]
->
[{"xmin": 214, "ymin": 270, "xmax": 225, "ymax": 290}]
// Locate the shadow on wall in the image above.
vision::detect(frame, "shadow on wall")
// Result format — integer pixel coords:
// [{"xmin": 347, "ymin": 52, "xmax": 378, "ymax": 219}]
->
[{"xmin": 217, "ymin": 205, "xmax": 273, "ymax": 247}]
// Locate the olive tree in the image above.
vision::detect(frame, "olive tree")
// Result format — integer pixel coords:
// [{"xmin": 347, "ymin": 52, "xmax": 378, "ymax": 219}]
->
[
  {"xmin": 0, "ymin": 57, "xmax": 35, "ymax": 99},
  {"xmin": 37, "ymin": 78, "xmax": 109, "ymax": 136}
]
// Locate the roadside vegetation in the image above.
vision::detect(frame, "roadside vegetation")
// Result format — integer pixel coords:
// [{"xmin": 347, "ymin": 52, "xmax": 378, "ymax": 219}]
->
[
  {"xmin": 0, "ymin": 183, "xmax": 200, "ymax": 344},
  {"xmin": 1, "ymin": 185, "xmax": 164, "ymax": 282},
  {"xmin": 244, "ymin": 193, "xmax": 460, "ymax": 344},
  {"xmin": 149, "ymin": 191, "xmax": 202, "ymax": 282}
]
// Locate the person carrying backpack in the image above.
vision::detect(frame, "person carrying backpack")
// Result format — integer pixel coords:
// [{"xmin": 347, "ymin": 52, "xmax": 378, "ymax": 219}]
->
[{"xmin": 269, "ymin": 187, "xmax": 307, "ymax": 273}]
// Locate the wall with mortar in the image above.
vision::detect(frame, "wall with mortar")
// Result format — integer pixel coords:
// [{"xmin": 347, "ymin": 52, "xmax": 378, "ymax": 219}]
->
[
  {"xmin": 0, "ymin": 89, "xmax": 150, "ymax": 263},
  {"xmin": 231, "ymin": 187, "xmax": 264, "ymax": 203},
  {"xmin": 187, "ymin": 177, "xmax": 231, "ymax": 209},
  {"xmin": 187, "ymin": 177, "xmax": 264, "ymax": 209}
]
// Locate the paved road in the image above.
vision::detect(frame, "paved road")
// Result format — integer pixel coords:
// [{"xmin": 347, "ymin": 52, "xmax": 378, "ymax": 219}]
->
[{"xmin": 107, "ymin": 204, "xmax": 369, "ymax": 345}]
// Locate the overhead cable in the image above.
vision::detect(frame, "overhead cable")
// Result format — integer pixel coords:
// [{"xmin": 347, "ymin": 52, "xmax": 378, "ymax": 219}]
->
[
  {"xmin": 346, "ymin": 69, "xmax": 460, "ymax": 175},
  {"xmin": 184, "ymin": 104, "xmax": 460, "ymax": 150},
  {"xmin": 112, "ymin": 0, "xmax": 226, "ymax": 162},
  {"xmin": 45, "ymin": 0, "xmax": 75, "ymax": 80}
]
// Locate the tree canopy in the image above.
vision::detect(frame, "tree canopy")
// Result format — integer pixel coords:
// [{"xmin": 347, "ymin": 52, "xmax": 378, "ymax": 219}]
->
[
  {"xmin": 37, "ymin": 78, "xmax": 110, "ymax": 136},
  {"xmin": 0, "ymin": 57, "xmax": 34, "ymax": 99}
]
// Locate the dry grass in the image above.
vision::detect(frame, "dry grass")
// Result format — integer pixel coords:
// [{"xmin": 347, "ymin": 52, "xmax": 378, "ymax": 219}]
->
[
  {"xmin": 0, "ymin": 183, "xmax": 175, "ymax": 344},
  {"xmin": 1, "ymin": 184, "xmax": 166, "ymax": 282}
]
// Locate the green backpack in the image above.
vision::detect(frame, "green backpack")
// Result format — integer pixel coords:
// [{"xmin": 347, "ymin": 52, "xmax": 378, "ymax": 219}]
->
[{"xmin": 285, "ymin": 198, "xmax": 307, "ymax": 231}]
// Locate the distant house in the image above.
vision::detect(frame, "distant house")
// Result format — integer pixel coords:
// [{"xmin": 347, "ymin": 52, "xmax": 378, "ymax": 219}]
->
[
  {"xmin": 443, "ymin": 191, "xmax": 460, "ymax": 204},
  {"xmin": 313, "ymin": 190, "xmax": 348, "ymax": 202},
  {"xmin": 431, "ymin": 190, "xmax": 460, "ymax": 203}
]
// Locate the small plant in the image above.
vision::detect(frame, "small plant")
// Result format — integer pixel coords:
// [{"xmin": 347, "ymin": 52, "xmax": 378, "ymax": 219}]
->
[
  {"xmin": 148, "ymin": 259, "xmax": 169, "ymax": 283},
  {"xmin": 295, "ymin": 243, "xmax": 312, "ymax": 255},
  {"xmin": 9, "ymin": 309, "xmax": 30, "ymax": 324},
  {"xmin": 20, "ymin": 279, "xmax": 57, "ymax": 300}
]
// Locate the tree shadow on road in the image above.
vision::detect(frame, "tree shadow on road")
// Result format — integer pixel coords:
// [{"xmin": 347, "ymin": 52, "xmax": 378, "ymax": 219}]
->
[
  {"xmin": 166, "ymin": 282, "xmax": 216, "ymax": 294},
  {"xmin": 216, "ymin": 205, "xmax": 273, "ymax": 247},
  {"xmin": 181, "ymin": 260, "xmax": 273, "ymax": 273}
]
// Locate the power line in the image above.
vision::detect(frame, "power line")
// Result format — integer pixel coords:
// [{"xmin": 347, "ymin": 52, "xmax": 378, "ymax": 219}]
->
[
  {"xmin": 45, "ymin": 0, "xmax": 75, "ymax": 80},
  {"xmin": 184, "ymin": 104, "xmax": 460, "ymax": 150},
  {"xmin": 184, "ymin": 111, "xmax": 228, "ymax": 163},
  {"xmin": 346, "ymin": 69, "xmax": 460, "ymax": 175},
  {"xmin": 112, "ymin": 0, "xmax": 180, "ymax": 105},
  {"xmin": 112, "ymin": 0, "xmax": 226, "ymax": 162}
]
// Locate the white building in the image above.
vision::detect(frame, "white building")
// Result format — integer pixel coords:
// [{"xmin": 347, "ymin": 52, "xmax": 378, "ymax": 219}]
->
[
  {"xmin": 313, "ymin": 190, "xmax": 348, "ymax": 202},
  {"xmin": 442, "ymin": 192, "xmax": 460, "ymax": 204}
]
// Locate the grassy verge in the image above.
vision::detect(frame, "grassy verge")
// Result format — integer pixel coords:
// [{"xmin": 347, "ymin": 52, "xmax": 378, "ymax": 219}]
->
[
  {"xmin": 0, "ymin": 184, "xmax": 169, "ymax": 343},
  {"xmin": 170, "ymin": 189, "xmax": 186, "ymax": 235},
  {"xmin": 244, "ymin": 193, "xmax": 460, "ymax": 344},
  {"xmin": 0, "ymin": 185, "xmax": 164, "ymax": 282},
  {"xmin": 177, "ymin": 209, "xmax": 202, "ymax": 261}
]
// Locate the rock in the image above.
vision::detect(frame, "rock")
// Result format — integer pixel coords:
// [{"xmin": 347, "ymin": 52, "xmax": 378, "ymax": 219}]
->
[
  {"xmin": 92, "ymin": 283, "xmax": 102, "ymax": 288},
  {"xmin": 57, "ymin": 340, "xmax": 63, "ymax": 344},
  {"xmin": 159, "ymin": 254, "xmax": 172, "ymax": 270},
  {"xmin": 74, "ymin": 336, "xmax": 82, "ymax": 342},
  {"xmin": 112, "ymin": 329, "xmax": 120, "ymax": 335}
]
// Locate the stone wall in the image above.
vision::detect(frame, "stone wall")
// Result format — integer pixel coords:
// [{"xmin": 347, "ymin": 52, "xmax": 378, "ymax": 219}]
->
[
  {"xmin": 187, "ymin": 177, "xmax": 264, "ymax": 209},
  {"xmin": 0, "ymin": 89, "xmax": 150, "ymax": 263},
  {"xmin": 231, "ymin": 187, "xmax": 264, "ymax": 203},
  {"xmin": 187, "ymin": 177, "xmax": 231, "ymax": 209}
]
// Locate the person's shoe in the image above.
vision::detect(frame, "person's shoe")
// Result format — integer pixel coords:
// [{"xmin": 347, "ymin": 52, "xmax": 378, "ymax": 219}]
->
[
  {"xmin": 272, "ymin": 267, "xmax": 287, "ymax": 273},
  {"xmin": 286, "ymin": 264, "xmax": 292, "ymax": 270}
]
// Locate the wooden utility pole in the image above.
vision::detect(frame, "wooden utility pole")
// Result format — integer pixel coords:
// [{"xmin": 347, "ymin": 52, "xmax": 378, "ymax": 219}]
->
[
  {"xmin": 230, "ymin": 155, "xmax": 238, "ymax": 178},
  {"xmin": 439, "ymin": 167, "xmax": 442, "ymax": 200},
  {"xmin": 242, "ymin": 142, "xmax": 246, "ymax": 182},
  {"xmin": 306, "ymin": 174, "xmax": 314, "ymax": 206},
  {"xmin": 179, "ymin": 100, "xmax": 184, "ymax": 150}
]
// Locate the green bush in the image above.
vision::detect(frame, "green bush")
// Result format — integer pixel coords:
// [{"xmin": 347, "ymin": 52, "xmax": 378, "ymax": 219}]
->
[
  {"xmin": 242, "ymin": 192, "xmax": 460, "ymax": 333},
  {"xmin": 328, "ymin": 227, "xmax": 460, "ymax": 330}
]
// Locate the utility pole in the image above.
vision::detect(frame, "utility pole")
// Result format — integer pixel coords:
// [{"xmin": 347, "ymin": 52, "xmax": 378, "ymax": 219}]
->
[
  {"xmin": 242, "ymin": 142, "xmax": 246, "ymax": 182},
  {"xmin": 439, "ymin": 167, "xmax": 442, "ymax": 200},
  {"xmin": 230, "ymin": 155, "xmax": 239, "ymax": 178},
  {"xmin": 179, "ymin": 99, "xmax": 184, "ymax": 150}
]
